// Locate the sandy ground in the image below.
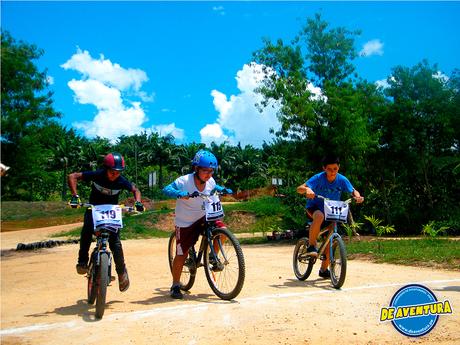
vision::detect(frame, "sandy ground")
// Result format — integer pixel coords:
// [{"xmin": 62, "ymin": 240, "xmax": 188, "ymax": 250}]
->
[{"xmin": 1, "ymin": 225, "xmax": 459, "ymax": 345}]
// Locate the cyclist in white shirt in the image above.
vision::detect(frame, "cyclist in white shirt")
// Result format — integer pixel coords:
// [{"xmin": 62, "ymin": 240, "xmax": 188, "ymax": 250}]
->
[{"xmin": 163, "ymin": 150, "xmax": 232, "ymax": 299}]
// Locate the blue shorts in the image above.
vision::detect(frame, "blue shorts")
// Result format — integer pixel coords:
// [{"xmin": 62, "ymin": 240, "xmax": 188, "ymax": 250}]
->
[{"xmin": 306, "ymin": 198, "xmax": 324, "ymax": 219}]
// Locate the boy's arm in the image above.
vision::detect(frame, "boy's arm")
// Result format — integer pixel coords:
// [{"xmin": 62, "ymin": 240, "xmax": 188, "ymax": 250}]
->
[
  {"xmin": 296, "ymin": 183, "xmax": 315, "ymax": 199},
  {"xmin": 131, "ymin": 184, "xmax": 142, "ymax": 203},
  {"xmin": 352, "ymin": 189, "xmax": 364, "ymax": 203},
  {"xmin": 162, "ymin": 181, "xmax": 187, "ymax": 199},
  {"xmin": 68, "ymin": 172, "xmax": 83, "ymax": 196},
  {"xmin": 214, "ymin": 184, "xmax": 233, "ymax": 194}
]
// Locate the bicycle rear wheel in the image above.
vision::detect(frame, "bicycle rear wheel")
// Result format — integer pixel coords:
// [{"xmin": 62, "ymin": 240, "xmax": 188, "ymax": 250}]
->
[
  {"xmin": 95, "ymin": 252, "xmax": 109, "ymax": 319},
  {"xmin": 293, "ymin": 237, "xmax": 315, "ymax": 280},
  {"xmin": 168, "ymin": 232, "xmax": 196, "ymax": 291},
  {"xmin": 330, "ymin": 236, "xmax": 347, "ymax": 289},
  {"xmin": 87, "ymin": 257, "xmax": 97, "ymax": 305},
  {"xmin": 204, "ymin": 228, "xmax": 245, "ymax": 300}
]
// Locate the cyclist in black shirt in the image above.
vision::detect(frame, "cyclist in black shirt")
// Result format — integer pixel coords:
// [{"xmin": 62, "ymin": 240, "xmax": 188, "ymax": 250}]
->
[{"xmin": 68, "ymin": 152, "xmax": 145, "ymax": 292}]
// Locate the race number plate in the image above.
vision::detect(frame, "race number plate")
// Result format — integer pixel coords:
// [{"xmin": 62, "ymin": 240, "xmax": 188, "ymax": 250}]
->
[
  {"xmin": 205, "ymin": 194, "xmax": 224, "ymax": 221},
  {"xmin": 324, "ymin": 199, "xmax": 349, "ymax": 222},
  {"xmin": 91, "ymin": 204, "xmax": 123, "ymax": 231}
]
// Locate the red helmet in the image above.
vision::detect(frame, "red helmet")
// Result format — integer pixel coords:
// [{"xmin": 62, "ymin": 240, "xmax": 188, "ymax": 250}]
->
[{"xmin": 103, "ymin": 152, "xmax": 125, "ymax": 171}]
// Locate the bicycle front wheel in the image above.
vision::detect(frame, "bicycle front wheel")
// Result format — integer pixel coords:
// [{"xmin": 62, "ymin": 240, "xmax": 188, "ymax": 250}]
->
[
  {"xmin": 293, "ymin": 237, "xmax": 315, "ymax": 280},
  {"xmin": 87, "ymin": 257, "xmax": 97, "ymax": 305},
  {"xmin": 330, "ymin": 236, "xmax": 347, "ymax": 289},
  {"xmin": 168, "ymin": 231, "xmax": 196, "ymax": 291},
  {"xmin": 204, "ymin": 228, "xmax": 245, "ymax": 300},
  {"xmin": 95, "ymin": 252, "xmax": 109, "ymax": 319}
]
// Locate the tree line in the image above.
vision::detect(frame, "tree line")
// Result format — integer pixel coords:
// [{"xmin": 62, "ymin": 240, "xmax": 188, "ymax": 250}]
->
[{"xmin": 1, "ymin": 14, "xmax": 459, "ymax": 234}]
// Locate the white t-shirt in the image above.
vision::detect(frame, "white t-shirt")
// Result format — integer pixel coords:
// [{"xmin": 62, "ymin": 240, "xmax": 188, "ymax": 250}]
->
[{"xmin": 173, "ymin": 173, "xmax": 217, "ymax": 227}]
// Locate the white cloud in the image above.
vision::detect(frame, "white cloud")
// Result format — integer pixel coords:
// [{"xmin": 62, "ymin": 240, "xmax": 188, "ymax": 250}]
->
[
  {"xmin": 200, "ymin": 63, "xmax": 281, "ymax": 146},
  {"xmin": 152, "ymin": 123, "xmax": 185, "ymax": 140},
  {"xmin": 307, "ymin": 82, "xmax": 327, "ymax": 101},
  {"xmin": 61, "ymin": 48, "xmax": 148, "ymax": 91},
  {"xmin": 360, "ymin": 39, "xmax": 384, "ymax": 57},
  {"xmin": 46, "ymin": 75, "xmax": 54, "ymax": 85},
  {"xmin": 62, "ymin": 49, "xmax": 153, "ymax": 142},
  {"xmin": 212, "ymin": 6, "xmax": 225, "ymax": 15},
  {"xmin": 73, "ymin": 103, "xmax": 146, "ymax": 139},
  {"xmin": 433, "ymin": 71, "xmax": 449, "ymax": 83},
  {"xmin": 375, "ymin": 78, "xmax": 390, "ymax": 89}
]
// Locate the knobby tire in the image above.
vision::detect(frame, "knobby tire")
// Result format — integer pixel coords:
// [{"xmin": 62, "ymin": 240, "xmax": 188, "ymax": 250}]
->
[
  {"xmin": 95, "ymin": 253, "xmax": 109, "ymax": 319},
  {"xmin": 293, "ymin": 237, "xmax": 315, "ymax": 280},
  {"xmin": 330, "ymin": 236, "xmax": 347, "ymax": 289},
  {"xmin": 204, "ymin": 228, "xmax": 245, "ymax": 300}
]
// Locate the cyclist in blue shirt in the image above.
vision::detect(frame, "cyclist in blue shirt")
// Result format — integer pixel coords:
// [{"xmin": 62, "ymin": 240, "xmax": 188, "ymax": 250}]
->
[
  {"xmin": 68, "ymin": 152, "xmax": 145, "ymax": 292},
  {"xmin": 296, "ymin": 155, "xmax": 364, "ymax": 278}
]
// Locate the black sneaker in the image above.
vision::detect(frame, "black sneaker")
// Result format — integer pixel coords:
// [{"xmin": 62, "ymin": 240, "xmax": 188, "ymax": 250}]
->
[
  {"xmin": 118, "ymin": 269, "xmax": 130, "ymax": 292},
  {"xmin": 306, "ymin": 245, "xmax": 318, "ymax": 258},
  {"xmin": 76, "ymin": 263, "xmax": 88, "ymax": 275},
  {"xmin": 170, "ymin": 285, "xmax": 183, "ymax": 299},
  {"xmin": 318, "ymin": 268, "xmax": 330, "ymax": 279},
  {"xmin": 209, "ymin": 255, "xmax": 224, "ymax": 272}
]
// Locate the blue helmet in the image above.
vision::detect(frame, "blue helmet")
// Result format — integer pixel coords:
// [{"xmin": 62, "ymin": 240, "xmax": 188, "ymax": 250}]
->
[{"xmin": 191, "ymin": 150, "xmax": 218, "ymax": 169}]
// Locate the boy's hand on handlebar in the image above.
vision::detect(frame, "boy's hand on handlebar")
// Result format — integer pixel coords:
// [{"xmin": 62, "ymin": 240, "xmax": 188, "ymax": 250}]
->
[
  {"xmin": 354, "ymin": 196, "xmax": 364, "ymax": 204},
  {"xmin": 189, "ymin": 191, "xmax": 200, "ymax": 198},
  {"xmin": 69, "ymin": 195, "xmax": 81, "ymax": 208},
  {"xmin": 134, "ymin": 201, "xmax": 145, "ymax": 212},
  {"xmin": 177, "ymin": 191, "xmax": 189, "ymax": 199},
  {"xmin": 305, "ymin": 190, "xmax": 315, "ymax": 199}
]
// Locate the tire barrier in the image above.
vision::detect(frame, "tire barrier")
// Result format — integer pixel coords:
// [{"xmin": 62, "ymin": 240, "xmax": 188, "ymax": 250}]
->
[{"xmin": 16, "ymin": 239, "xmax": 79, "ymax": 251}]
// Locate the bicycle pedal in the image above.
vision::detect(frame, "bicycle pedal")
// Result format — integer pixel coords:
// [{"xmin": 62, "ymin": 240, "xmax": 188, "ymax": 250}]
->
[{"xmin": 319, "ymin": 254, "xmax": 326, "ymax": 260}]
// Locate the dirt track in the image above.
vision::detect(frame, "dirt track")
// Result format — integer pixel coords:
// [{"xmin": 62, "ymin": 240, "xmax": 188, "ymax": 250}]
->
[{"xmin": 1, "ymin": 225, "xmax": 459, "ymax": 344}]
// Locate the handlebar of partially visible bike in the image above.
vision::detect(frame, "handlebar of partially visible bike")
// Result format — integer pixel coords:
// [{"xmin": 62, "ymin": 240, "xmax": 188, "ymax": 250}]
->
[
  {"xmin": 311, "ymin": 194, "xmax": 355, "ymax": 204},
  {"xmin": 68, "ymin": 202, "xmax": 139, "ymax": 213}
]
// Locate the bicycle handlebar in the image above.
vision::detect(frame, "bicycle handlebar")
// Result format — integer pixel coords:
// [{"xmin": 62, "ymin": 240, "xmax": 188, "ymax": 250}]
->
[
  {"xmin": 68, "ymin": 202, "xmax": 138, "ymax": 213},
  {"xmin": 314, "ymin": 195, "xmax": 354, "ymax": 204},
  {"xmin": 187, "ymin": 190, "xmax": 231, "ymax": 199}
]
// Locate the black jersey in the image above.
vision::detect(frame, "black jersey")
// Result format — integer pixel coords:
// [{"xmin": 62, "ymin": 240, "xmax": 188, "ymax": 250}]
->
[{"xmin": 82, "ymin": 169, "xmax": 133, "ymax": 205}]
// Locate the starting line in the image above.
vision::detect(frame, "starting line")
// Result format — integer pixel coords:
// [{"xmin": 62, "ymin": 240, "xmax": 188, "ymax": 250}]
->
[{"xmin": 2, "ymin": 278, "xmax": 459, "ymax": 336}]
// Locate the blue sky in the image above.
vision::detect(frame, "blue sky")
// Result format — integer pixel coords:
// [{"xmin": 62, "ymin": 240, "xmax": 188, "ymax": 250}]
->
[{"xmin": 2, "ymin": 1, "xmax": 459, "ymax": 146}]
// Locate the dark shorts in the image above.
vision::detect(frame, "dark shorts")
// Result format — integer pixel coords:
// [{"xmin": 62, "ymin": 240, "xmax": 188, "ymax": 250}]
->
[
  {"xmin": 306, "ymin": 198, "xmax": 325, "ymax": 219},
  {"xmin": 175, "ymin": 217, "xmax": 206, "ymax": 256},
  {"xmin": 175, "ymin": 217, "xmax": 227, "ymax": 256}
]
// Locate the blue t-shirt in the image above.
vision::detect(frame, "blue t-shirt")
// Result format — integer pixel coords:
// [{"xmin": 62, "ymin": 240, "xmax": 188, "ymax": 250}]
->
[
  {"xmin": 82, "ymin": 169, "xmax": 133, "ymax": 205},
  {"xmin": 305, "ymin": 172, "xmax": 354, "ymax": 208}
]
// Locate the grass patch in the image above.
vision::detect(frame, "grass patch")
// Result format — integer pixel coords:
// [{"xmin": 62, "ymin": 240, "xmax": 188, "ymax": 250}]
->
[
  {"xmin": 224, "ymin": 197, "xmax": 288, "ymax": 234},
  {"xmin": 52, "ymin": 210, "xmax": 172, "ymax": 240},
  {"xmin": 347, "ymin": 238, "xmax": 460, "ymax": 269},
  {"xmin": 1, "ymin": 201, "xmax": 85, "ymax": 231}
]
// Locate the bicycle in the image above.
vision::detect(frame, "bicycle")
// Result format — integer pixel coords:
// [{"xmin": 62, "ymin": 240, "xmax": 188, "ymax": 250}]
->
[
  {"xmin": 168, "ymin": 191, "xmax": 245, "ymax": 300},
  {"xmin": 293, "ymin": 195, "xmax": 352, "ymax": 289},
  {"xmin": 73, "ymin": 202, "xmax": 137, "ymax": 319}
]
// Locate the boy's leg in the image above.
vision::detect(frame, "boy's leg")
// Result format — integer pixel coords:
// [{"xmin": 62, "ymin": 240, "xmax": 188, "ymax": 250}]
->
[
  {"xmin": 77, "ymin": 210, "xmax": 93, "ymax": 274},
  {"xmin": 308, "ymin": 211, "xmax": 323, "ymax": 246},
  {"xmin": 170, "ymin": 218, "xmax": 204, "ymax": 298},
  {"xmin": 108, "ymin": 231, "xmax": 129, "ymax": 291}
]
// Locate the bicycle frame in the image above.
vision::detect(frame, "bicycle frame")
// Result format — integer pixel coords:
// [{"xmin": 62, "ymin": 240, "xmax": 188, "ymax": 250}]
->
[
  {"xmin": 312, "ymin": 222, "xmax": 341, "ymax": 264},
  {"xmin": 188, "ymin": 220, "xmax": 223, "ymax": 269}
]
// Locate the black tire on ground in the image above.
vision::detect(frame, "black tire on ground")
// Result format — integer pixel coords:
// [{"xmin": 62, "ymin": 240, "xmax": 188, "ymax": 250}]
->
[
  {"xmin": 330, "ymin": 236, "xmax": 347, "ymax": 289},
  {"xmin": 95, "ymin": 253, "xmax": 109, "ymax": 319},
  {"xmin": 168, "ymin": 232, "xmax": 196, "ymax": 291},
  {"xmin": 203, "ymin": 228, "xmax": 245, "ymax": 300},
  {"xmin": 87, "ymin": 258, "xmax": 97, "ymax": 305},
  {"xmin": 293, "ymin": 237, "xmax": 315, "ymax": 280}
]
